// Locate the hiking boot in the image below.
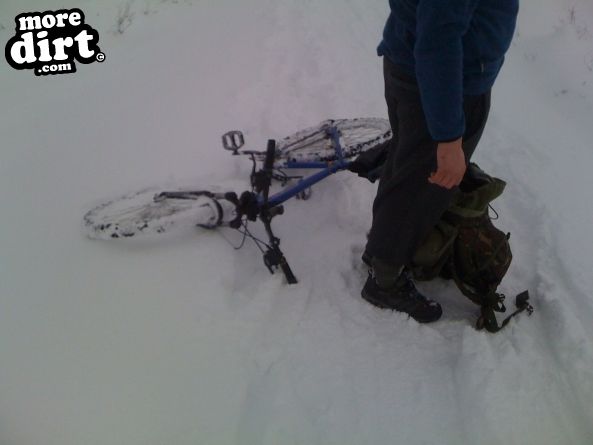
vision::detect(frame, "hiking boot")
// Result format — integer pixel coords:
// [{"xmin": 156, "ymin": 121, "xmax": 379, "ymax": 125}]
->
[{"xmin": 361, "ymin": 269, "xmax": 443, "ymax": 323}]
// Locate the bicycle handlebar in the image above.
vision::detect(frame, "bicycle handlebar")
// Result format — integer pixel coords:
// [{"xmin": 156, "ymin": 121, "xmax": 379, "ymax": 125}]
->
[
  {"xmin": 263, "ymin": 139, "xmax": 276, "ymax": 172},
  {"xmin": 259, "ymin": 139, "xmax": 276, "ymax": 203}
]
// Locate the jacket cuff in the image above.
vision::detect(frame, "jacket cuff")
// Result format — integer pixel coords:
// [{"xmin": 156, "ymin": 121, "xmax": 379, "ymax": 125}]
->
[{"xmin": 434, "ymin": 134, "xmax": 464, "ymax": 143}]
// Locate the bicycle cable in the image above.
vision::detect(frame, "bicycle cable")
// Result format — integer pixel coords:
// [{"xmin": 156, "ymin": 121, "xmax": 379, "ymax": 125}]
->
[
  {"xmin": 238, "ymin": 220, "xmax": 271, "ymax": 253},
  {"xmin": 215, "ymin": 223, "xmax": 248, "ymax": 250}
]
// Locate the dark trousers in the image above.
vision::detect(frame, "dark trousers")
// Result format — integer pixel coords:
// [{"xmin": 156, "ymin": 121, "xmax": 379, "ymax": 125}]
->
[{"xmin": 365, "ymin": 57, "xmax": 491, "ymax": 267}]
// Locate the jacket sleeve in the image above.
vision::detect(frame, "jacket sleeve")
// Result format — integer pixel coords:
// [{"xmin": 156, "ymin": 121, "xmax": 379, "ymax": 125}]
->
[{"xmin": 414, "ymin": 0, "xmax": 473, "ymax": 142}]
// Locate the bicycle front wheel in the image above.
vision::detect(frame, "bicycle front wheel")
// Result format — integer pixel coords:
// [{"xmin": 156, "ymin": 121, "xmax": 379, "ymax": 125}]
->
[
  {"xmin": 83, "ymin": 188, "xmax": 237, "ymax": 240},
  {"xmin": 276, "ymin": 118, "xmax": 391, "ymax": 163}
]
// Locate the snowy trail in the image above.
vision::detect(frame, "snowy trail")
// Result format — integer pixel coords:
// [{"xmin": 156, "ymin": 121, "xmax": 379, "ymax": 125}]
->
[{"xmin": 1, "ymin": 1, "xmax": 593, "ymax": 444}]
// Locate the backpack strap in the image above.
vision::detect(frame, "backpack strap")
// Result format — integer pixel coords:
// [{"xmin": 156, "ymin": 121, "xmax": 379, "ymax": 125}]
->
[
  {"xmin": 447, "ymin": 247, "xmax": 534, "ymax": 333},
  {"xmin": 477, "ymin": 291, "xmax": 534, "ymax": 333}
]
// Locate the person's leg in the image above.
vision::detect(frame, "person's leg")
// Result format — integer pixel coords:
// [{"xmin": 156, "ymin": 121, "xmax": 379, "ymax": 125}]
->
[
  {"xmin": 361, "ymin": 57, "xmax": 443, "ymax": 321},
  {"xmin": 373, "ymin": 57, "xmax": 400, "ymax": 201},
  {"xmin": 366, "ymin": 59, "xmax": 491, "ymax": 270},
  {"xmin": 361, "ymin": 57, "xmax": 491, "ymax": 322},
  {"xmin": 367, "ymin": 56, "xmax": 441, "ymax": 270},
  {"xmin": 462, "ymin": 90, "xmax": 491, "ymax": 160}
]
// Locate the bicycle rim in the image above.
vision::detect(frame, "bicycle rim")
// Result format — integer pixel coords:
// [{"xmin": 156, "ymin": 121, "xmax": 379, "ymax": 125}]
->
[
  {"xmin": 276, "ymin": 118, "xmax": 391, "ymax": 162},
  {"xmin": 83, "ymin": 188, "xmax": 222, "ymax": 240}
]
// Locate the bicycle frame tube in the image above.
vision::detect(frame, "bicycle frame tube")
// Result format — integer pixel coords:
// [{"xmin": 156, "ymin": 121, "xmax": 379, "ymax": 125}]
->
[{"xmin": 262, "ymin": 126, "xmax": 350, "ymax": 207}]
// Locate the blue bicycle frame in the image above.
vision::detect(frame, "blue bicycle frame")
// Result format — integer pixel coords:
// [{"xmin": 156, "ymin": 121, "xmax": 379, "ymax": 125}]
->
[
  {"xmin": 218, "ymin": 124, "xmax": 360, "ymax": 284},
  {"xmin": 261, "ymin": 126, "xmax": 351, "ymax": 207}
]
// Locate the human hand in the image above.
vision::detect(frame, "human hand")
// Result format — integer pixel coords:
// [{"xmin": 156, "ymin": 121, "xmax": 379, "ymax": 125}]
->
[{"xmin": 428, "ymin": 138, "xmax": 466, "ymax": 189}]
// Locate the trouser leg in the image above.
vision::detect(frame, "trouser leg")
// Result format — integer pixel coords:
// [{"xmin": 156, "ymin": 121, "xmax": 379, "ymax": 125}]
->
[{"xmin": 366, "ymin": 56, "xmax": 491, "ymax": 269}]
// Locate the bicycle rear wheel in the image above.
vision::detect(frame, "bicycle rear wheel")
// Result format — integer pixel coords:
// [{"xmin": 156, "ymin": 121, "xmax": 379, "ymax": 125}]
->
[
  {"xmin": 276, "ymin": 118, "xmax": 391, "ymax": 163},
  {"xmin": 83, "ymin": 188, "xmax": 237, "ymax": 240}
]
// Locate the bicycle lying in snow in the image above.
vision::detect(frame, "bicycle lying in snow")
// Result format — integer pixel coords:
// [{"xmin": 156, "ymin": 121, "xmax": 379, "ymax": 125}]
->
[
  {"xmin": 83, "ymin": 118, "xmax": 392, "ymax": 284},
  {"xmin": 84, "ymin": 116, "xmax": 534, "ymax": 331}
]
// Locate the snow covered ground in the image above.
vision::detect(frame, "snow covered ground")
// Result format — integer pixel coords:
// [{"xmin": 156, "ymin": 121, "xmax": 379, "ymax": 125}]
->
[{"xmin": 1, "ymin": 0, "xmax": 593, "ymax": 444}]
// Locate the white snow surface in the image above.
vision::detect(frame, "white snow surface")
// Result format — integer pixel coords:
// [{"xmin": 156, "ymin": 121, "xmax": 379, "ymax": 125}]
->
[{"xmin": 1, "ymin": 1, "xmax": 593, "ymax": 444}]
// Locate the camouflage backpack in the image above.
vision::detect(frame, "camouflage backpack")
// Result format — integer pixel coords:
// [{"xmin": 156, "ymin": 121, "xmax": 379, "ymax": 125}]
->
[{"xmin": 410, "ymin": 163, "xmax": 533, "ymax": 332}]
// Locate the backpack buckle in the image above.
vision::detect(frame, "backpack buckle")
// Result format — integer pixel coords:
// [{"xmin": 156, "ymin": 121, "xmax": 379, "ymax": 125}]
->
[{"xmin": 493, "ymin": 293, "xmax": 506, "ymax": 313}]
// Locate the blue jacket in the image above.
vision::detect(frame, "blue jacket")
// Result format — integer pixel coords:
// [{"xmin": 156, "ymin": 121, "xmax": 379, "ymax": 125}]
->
[{"xmin": 378, "ymin": 0, "xmax": 519, "ymax": 141}]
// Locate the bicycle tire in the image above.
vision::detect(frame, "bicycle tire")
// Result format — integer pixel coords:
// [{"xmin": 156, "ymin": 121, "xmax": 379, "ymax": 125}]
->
[
  {"xmin": 83, "ymin": 188, "xmax": 235, "ymax": 240},
  {"xmin": 276, "ymin": 118, "xmax": 391, "ymax": 163}
]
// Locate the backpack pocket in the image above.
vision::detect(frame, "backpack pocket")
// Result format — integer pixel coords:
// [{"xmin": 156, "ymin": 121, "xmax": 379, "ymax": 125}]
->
[{"xmin": 411, "ymin": 220, "xmax": 458, "ymax": 281}]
